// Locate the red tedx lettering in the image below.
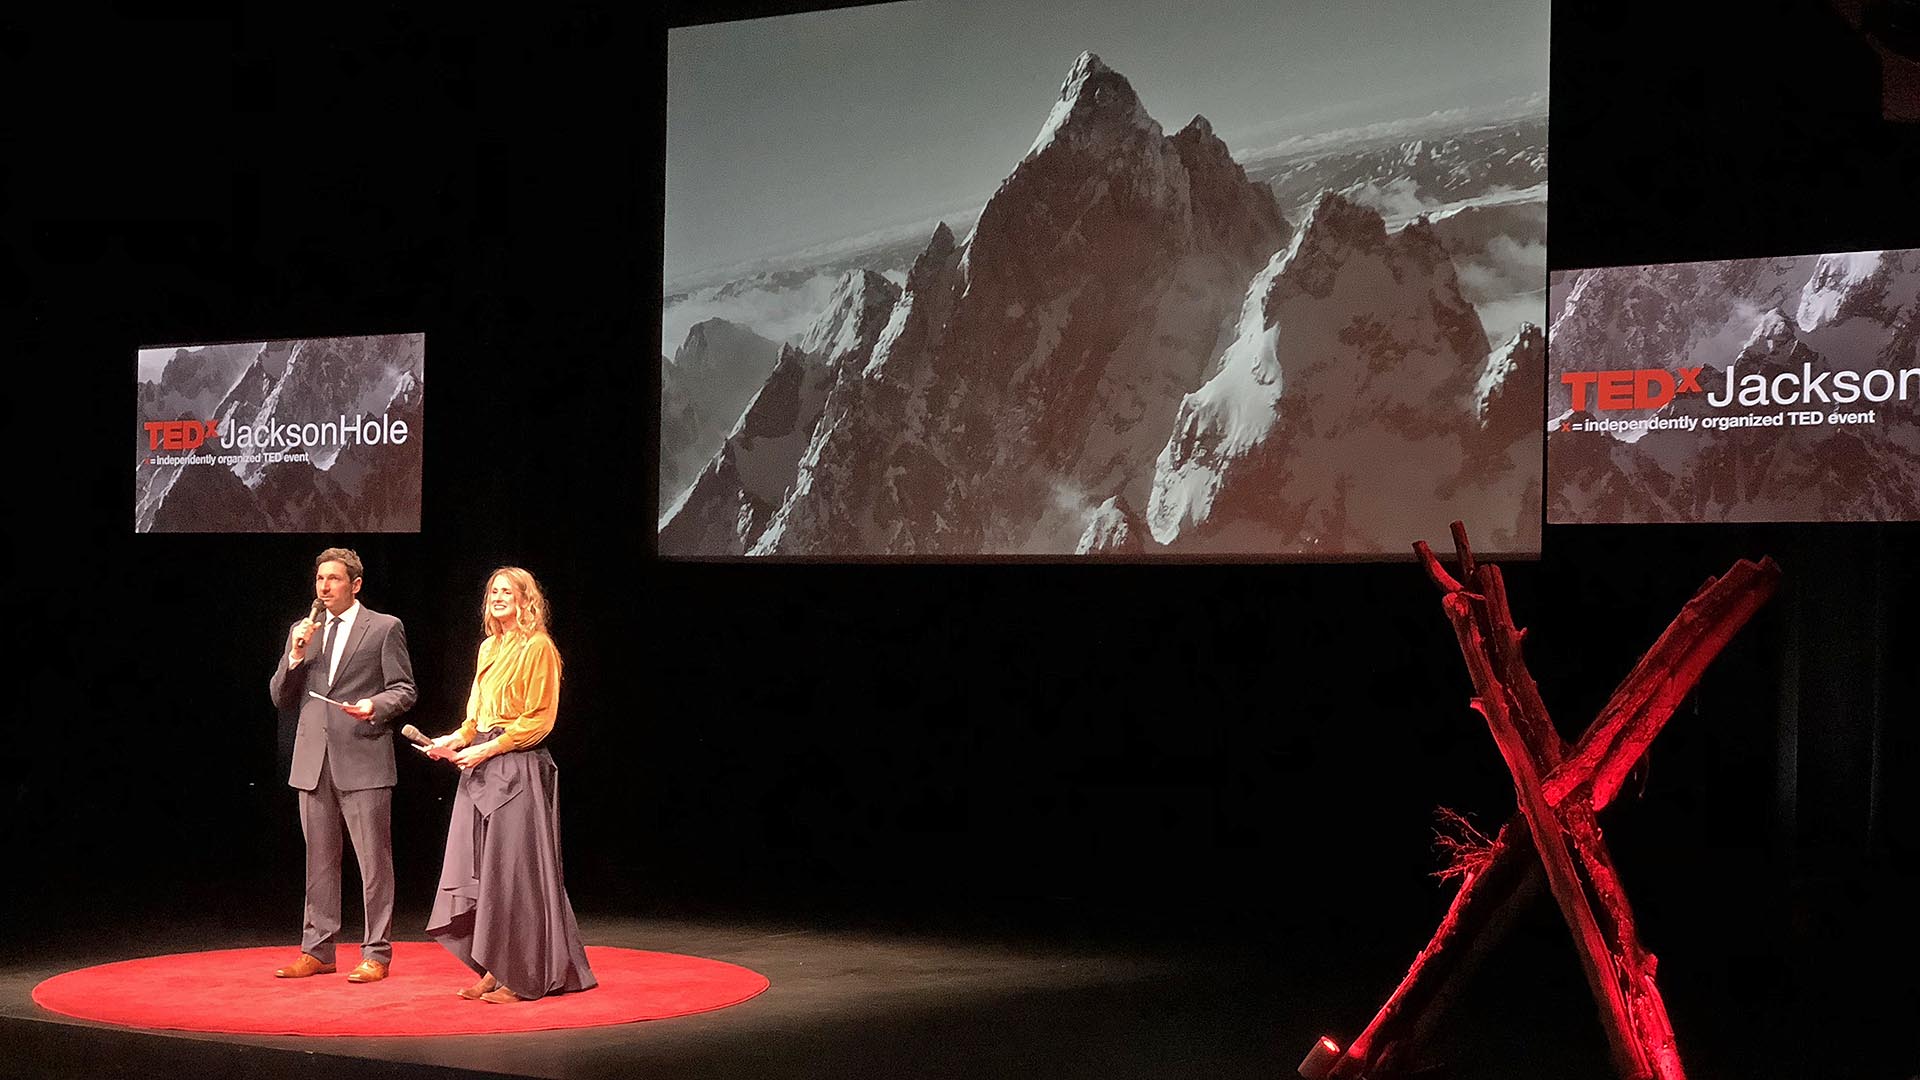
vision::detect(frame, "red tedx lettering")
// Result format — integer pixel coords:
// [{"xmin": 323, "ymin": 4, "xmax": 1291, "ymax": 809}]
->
[
  {"xmin": 1563, "ymin": 368, "xmax": 1708, "ymax": 411},
  {"xmin": 1561, "ymin": 371, "xmax": 1598, "ymax": 411},
  {"xmin": 1596, "ymin": 370, "xmax": 1635, "ymax": 410},
  {"xmin": 143, "ymin": 419, "xmax": 220, "ymax": 451},
  {"xmin": 1634, "ymin": 369, "xmax": 1675, "ymax": 409}
]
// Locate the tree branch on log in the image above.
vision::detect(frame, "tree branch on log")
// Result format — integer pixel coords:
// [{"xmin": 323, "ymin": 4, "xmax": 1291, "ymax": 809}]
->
[
  {"xmin": 1475, "ymin": 563, "xmax": 1564, "ymax": 771},
  {"xmin": 1431, "ymin": 807, "xmax": 1498, "ymax": 884},
  {"xmin": 1448, "ymin": 520, "xmax": 1478, "ymax": 583},
  {"xmin": 1413, "ymin": 540, "xmax": 1468, "ymax": 595}
]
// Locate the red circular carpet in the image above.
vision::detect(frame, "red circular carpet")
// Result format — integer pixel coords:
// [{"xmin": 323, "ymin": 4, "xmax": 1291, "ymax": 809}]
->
[{"xmin": 32, "ymin": 942, "xmax": 769, "ymax": 1036}]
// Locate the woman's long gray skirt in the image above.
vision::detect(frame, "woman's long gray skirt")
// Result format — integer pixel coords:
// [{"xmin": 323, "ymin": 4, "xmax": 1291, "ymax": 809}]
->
[{"xmin": 426, "ymin": 730, "xmax": 597, "ymax": 1000}]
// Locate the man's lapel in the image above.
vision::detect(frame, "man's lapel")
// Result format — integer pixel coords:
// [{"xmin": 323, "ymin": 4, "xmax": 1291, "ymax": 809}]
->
[{"xmin": 335, "ymin": 608, "xmax": 374, "ymax": 690}]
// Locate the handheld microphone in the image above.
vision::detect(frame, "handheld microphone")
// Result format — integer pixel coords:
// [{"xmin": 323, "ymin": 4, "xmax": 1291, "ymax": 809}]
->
[
  {"xmin": 399, "ymin": 724, "xmax": 432, "ymax": 747},
  {"xmin": 294, "ymin": 599, "xmax": 326, "ymax": 651}
]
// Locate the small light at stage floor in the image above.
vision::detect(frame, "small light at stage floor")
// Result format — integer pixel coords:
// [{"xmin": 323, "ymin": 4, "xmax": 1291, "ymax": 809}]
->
[{"xmin": 1298, "ymin": 1034, "xmax": 1342, "ymax": 1078}]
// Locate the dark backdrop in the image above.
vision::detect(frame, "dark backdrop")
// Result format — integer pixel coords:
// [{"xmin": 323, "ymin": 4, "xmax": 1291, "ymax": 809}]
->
[{"xmin": 9, "ymin": 2, "xmax": 1917, "ymax": 1077}]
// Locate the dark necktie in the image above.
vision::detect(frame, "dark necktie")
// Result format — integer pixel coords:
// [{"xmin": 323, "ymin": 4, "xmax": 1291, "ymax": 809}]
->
[{"xmin": 317, "ymin": 616, "xmax": 341, "ymax": 690}]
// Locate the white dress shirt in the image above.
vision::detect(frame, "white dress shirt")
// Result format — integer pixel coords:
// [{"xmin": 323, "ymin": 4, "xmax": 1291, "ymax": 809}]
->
[
  {"xmin": 322, "ymin": 600, "xmax": 362, "ymax": 685},
  {"xmin": 292, "ymin": 600, "xmax": 363, "ymax": 686}
]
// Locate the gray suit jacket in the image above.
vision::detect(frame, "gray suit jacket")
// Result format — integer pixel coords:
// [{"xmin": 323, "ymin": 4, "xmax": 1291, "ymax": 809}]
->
[{"xmin": 269, "ymin": 605, "xmax": 418, "ymax": 792}]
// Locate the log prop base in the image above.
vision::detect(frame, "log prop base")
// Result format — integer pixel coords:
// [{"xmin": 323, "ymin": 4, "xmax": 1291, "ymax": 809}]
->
[{"xmin": 1299, "ymin": 1035, "xmax": 1344, "ymax": 1078}]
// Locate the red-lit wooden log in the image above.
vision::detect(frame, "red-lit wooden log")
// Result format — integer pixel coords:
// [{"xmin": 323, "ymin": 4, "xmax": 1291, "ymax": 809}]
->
[
  {"xmin": 1323, "ymin": 820, "xmax": 1540, "ymax": 1076},
  {"xmin": 1436, "ymin": 588, "xmax": 1653, "ymax": 1079},
  {"xmin": 1547, "ymin": 556, "xmax": 1781, "ymax": 810},
  {"xmin": 1476, "ymin": 564, "xmax": 1563, "ymax": 771},
  {"xmin": 1567, "ymin": 805, "xmax": 1686, "ymax": 1080},
  {"xmin": 1463, "ymin": 556, "xmax": 1683, "ymax": 1080}
]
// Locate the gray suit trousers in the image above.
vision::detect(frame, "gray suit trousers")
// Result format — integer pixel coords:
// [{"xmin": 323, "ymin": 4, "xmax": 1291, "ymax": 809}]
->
[{"xmin": 299, "ymin": 759, "xmax": 394, "ymax": 966}]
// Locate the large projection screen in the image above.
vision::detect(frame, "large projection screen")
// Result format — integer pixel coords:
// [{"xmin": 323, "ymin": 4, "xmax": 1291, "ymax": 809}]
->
[
  {"xmin": 661, "ymin": 0, "xmax": 1549, "ymax": 558},
  {"xmin": 135, "ymin": 333, "xmax": 425, "ymax": 533},
  {"xmin": 1547, "ymin": 250, "xmax": 1920, "ymax": 524}
]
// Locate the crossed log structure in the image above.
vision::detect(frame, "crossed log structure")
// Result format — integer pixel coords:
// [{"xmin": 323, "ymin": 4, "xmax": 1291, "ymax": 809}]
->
[{"xmin": 1302, "ymin": 523, "xmax": 1780, "ymax": 1080}]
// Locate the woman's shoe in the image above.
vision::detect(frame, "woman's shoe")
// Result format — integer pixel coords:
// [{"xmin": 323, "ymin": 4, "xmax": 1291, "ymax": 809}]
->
[
  {"xmin": 457, "ymin": 973, "xmax": 499, "ymax": 1000},
  {"xmin": 479, "ymin": 984, "xmax": 525, "ymax": 1004}
]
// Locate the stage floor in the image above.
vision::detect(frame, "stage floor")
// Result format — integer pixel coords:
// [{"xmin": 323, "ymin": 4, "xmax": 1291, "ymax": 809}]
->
[{"xmin": 0, "ymin": 912, "xmax": 1300, "ymax": 1080}]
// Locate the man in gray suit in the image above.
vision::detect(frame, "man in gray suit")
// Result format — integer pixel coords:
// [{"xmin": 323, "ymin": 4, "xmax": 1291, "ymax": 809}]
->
[{"xmin": 268, "ymin": 547, "xmax": 417, "ymax": 983}]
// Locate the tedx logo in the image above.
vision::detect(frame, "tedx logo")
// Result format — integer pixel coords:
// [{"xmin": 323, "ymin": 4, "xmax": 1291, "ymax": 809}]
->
[
  {"xmin": 1560, "ymin": 368, "xmax": 1706, "ymax": 412},
  {"xmin": 144, "ymin": 419, "xmax": 220, "ymax": 451}
]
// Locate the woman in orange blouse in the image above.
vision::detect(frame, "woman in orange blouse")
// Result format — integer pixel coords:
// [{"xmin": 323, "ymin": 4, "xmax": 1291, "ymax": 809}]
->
[{"xmin": 424, "ymin": 567, "xmax": 596, "ymax": 1003}]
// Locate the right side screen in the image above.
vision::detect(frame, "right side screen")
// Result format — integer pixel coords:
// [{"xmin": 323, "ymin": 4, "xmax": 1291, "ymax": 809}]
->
[{"xmin": 1547, "ymin": 249, "xmax": 1920, "ymax": 524}]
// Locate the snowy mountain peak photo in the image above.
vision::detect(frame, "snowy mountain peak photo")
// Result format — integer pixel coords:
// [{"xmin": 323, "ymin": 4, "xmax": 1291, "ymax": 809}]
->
[
  {"xmin": 1144, "ymin": 191, "xmax": 1520, "ymax": 554},
  {"xmin": 1024, "ymin": 51, "xmax": 1159, "ymax": 162},
  {"xmin": 665, "ymin": 5, "xmax": 1550, "ymax": 557}
]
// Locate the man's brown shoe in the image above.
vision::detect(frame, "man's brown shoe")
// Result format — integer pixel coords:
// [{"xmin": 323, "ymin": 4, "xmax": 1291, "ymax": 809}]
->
[
  {"xmin": 274, "ymin": 954, "xmax": 336, "ymax": 978},
  {"xmin": 479, "ymin": 984, "xmax": 524, "ymax": 1004},
  {"xmin": 457, "ymin": 973, "xmax": 499, "ymax": 1000},
  {"xmin": 346, "ymin": 959, "xmax": 389, "ymax": 983}
]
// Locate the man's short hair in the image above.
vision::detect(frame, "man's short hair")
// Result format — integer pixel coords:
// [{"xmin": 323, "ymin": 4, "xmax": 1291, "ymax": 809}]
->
[{"xmin": 315, "ymin": 547, "xmax": 365, "ymax": 582}]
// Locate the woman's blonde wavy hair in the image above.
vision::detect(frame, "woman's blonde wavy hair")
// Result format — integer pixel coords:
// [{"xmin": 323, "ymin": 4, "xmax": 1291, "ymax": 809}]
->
[{"xmin": 482, "ymin": 566, "xmax": 553, "ymax": 639}]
